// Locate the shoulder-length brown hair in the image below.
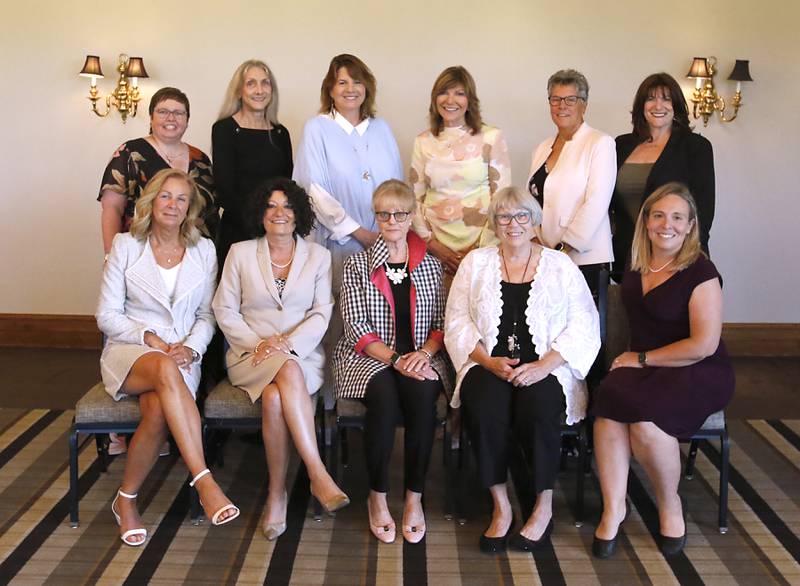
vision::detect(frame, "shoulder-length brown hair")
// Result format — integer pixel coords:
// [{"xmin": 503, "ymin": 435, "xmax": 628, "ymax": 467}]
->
[
  {"xmin": 130, "ymin": 168, "xmax": 205, "ymax": 246},
  {"xmin": 319, "ymin": 54, "xmax": 376, "ymax": 120},
  {"xmin": 630, "ymin": 182, "xmax": 702, "ymax": 274},
  {"xmin": 428, "ymin": 66, "xmax": 483, "ymax": 137},
  {"xmin": 631, "ymin": 73, "xmax": 692, "ymax": 142}
]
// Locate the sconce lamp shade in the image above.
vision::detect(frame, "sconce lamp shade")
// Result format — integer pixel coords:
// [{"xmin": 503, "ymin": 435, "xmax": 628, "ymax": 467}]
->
[
  {"xmin": 79, "ymin": 55, "xmax": 104, "ymax": 78},
  {"xmin": 728, "ymin": 59, "xmax": 753, "ymax": 81},
  {"xmin": 686, "ymin": 57, "xmax": 710, "ymax": 78},
  {"xmin": 125, "ymin": 57, "xmax": 149, "ymax": 79}
]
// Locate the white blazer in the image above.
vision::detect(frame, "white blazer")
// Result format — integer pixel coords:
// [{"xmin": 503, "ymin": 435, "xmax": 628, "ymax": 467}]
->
[
  {"xmin": 212, "ymin": 236, "xmax": 334, "ymax": 393},
  {"xmin": 528, "ymin": 122, "xmax": 616, "ymax": 265},
  {"xmin": 444, "ymin": 246, "xmax": 600, "ymax": 424},
  {"xmin": 96, "ymin": 232, "xmax": 217, "ymax": 395}
]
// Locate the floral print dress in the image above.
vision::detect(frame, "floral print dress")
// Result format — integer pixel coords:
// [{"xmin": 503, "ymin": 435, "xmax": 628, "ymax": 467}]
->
[
  {"xmin": 98, "ymin": 137, "xmax": 219, "ymax": 238},
  {"xmin": 409, "ymin": 125, "xmax": 511, "ymax": 253}
]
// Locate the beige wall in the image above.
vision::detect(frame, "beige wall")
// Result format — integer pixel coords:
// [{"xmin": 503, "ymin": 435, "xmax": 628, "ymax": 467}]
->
[{"xmin": 1, "ymin": 0, "xmax": 797, "ymax": 322}]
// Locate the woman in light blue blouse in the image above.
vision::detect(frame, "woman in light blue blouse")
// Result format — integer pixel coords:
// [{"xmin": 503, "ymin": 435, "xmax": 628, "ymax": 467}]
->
[{"xmin": 293, "ymin": 53, "xmax": 403, "ymax": 289}]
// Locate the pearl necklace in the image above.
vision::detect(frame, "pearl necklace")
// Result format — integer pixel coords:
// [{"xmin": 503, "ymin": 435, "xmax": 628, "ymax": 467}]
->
[
  {"xmin": 270, "ymin": 240, "xmax": 296, "ymax": 269},
  {"xmin": 649, "ymin": 257, "xmax": 675, "ymax": 273},
  {"xmin": 385, "ymin": 246, "xmax": 409, "ymax": 285}
]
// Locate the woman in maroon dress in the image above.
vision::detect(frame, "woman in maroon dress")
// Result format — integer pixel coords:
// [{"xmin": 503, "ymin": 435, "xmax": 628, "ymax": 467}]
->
[{"xmin": 591, "ymin": 182, "xmax": 733, "ymax": 559}]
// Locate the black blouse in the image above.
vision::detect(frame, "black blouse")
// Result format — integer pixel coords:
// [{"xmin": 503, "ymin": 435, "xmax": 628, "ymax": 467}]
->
[
  {"xmin": 493, "ymin": 281, "xmax": 538, "ymax": 363},
  {"xmin": 387, "ymin": 262, "xmax": 414, "ymax": 354}
]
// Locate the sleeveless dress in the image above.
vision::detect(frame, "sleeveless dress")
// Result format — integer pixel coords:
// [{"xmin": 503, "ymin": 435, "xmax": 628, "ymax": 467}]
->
[{"xmin": 592, "ymin": 256, "xmax": 734, "ymax": 437}]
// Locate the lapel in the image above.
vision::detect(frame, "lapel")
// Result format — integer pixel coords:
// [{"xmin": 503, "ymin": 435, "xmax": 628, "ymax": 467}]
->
[
  {"xmin": 256, "ymin": 237, "xmax": 284, "ymax": 307},
  {"xmin": 127, "ymin": 238, "xmax": 171, "ymax": 312},
  {"xmin": 367, "ymin": 236, "xmax": 395, "ymax": 316},
  {"xmin": 282, "ymin": 237, "xmax": 309, "ymax": 298},
  {"xmin": 172, "ymin": 243, "xmax": 206, "ymax": 308},
  {"xmin": 647, "ymin": 129, "xmax": 679, "ymax": 197}
]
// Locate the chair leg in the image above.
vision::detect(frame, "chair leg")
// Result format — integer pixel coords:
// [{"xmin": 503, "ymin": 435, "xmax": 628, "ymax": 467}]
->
[
  {"xmin": 69, "ymin": 428, "xmax": 80, "ymax": 528},
  {"xmin": 685, "ymin": 439, "xmax": 700, "ymax": 479},
  {"xmin": 340, "ymin": 427, "xmax": 350, "ymax": 468},
  {"xmin": 575, "ymin": 426, "xmax": 587, "ymax": 527},
  {"xmin": 442, "ymin": 420, "xmax": 454, "ymax": 521},
  {"xmin": 455, "ymin": 423, "xmax": 467, "ymax": 525},
  {"xmin": 95, "ymin": 434, "xmax": 109, "ymax": 473},
  {"xmin": 191, "ymin": 425, "xmax": 207, "ymax": 524},
  {"xmin": 719, "ymin": 429, "xmax": 730, "ymax": 534},
  {"xmin": 313, "ymin": 408, "xmax": 324, "ymax": 521}
]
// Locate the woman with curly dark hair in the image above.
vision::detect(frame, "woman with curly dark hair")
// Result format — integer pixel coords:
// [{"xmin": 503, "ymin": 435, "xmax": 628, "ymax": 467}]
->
[{"xmin": 213, "ymin": 177, "xmax": 349, "ymax": 541}]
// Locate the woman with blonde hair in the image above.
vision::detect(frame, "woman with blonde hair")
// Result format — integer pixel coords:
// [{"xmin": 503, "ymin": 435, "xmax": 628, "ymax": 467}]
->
[
  {"xmin": 97, "ymin": 168, "xmax": 238, "ymax": 547},
  {"xmin": 409, "ymin": 66, "xmax": 511, "ymax": 277},
  {"xmin": 592, "ymin": 182, "xmax": 734, "ymax": 559},
  {"xmin": 213, "ymin": 59, "xmax": 293, "ymax": 268}
]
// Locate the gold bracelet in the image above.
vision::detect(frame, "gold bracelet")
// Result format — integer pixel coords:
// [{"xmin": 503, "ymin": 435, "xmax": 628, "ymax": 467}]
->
[{"xmin": 254, "ymin": 340, "xmax": 267, "ymax": 354}]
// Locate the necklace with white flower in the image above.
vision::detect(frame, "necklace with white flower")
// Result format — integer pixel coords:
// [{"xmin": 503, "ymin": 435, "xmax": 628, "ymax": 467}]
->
[{"xmin": 385, "ymin": 247, "xmax": 409, "ymax": 285}]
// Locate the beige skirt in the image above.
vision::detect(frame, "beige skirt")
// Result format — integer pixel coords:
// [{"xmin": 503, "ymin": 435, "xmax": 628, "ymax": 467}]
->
[
  {"xmin": 226, "ymin": 350, "xmax": 300, "ymax": 403},
  {"xmin": 100, "ymin": 343, "xmax": 201, "ymax": 400}
]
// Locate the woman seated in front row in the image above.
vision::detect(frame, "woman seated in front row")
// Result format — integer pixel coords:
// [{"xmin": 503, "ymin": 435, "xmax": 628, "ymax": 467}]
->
[
  {"xmin": 334, "ymin": 179, "xmax": 452, "ymax": 544},
  {"xmin": 592, "ymin": 182, "xmax": 734, "ymax": 559},
  {"xmin": 212, "ymin": 177, "xmax": 349, "ymax": 541},
  {"xmin": 97, "ymin": 169, "xmax": 238, "ymax": 547},
  {"xmin": 445, "ymin": 187, "xmax": 600, "ymax": 553}
]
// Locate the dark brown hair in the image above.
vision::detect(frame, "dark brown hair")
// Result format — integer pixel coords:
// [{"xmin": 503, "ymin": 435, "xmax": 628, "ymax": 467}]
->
[
  {"xmin": 631, "ymin": 73, "xmax": 691, "ymax": 141},
  {"xmin": 319, "ymin": 54, "xmax": 376, "ymax": 120},
  {"xmin": 429, "ymin": 66, "xmax": 483, "ymax": 137},
  {"xmin": 148, "ymin": 87, "xmax": 190, "ymax": 119}
]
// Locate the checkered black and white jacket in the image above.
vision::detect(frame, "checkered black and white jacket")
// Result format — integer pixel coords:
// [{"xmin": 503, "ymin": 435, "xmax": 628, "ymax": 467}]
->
[{"xmin": 332, "ymin": 232, "xmax": 454, "ymax": 399}]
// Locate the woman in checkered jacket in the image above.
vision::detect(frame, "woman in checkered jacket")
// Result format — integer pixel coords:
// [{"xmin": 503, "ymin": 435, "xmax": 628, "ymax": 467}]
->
[{"xmin": 333, "ymin": 179, "xmax": 453, "ymax": 545}]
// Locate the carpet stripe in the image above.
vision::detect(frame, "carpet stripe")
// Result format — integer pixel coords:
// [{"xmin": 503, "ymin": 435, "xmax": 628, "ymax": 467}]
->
[
  {"xmin": 767, "ymin": 420, "xmax": 800, "ymax": 452},
  {"xmin": 263, "ymin": 465, "xmax": 311, "ymax": 585},
  {"xmin": 748, "ymin": 420, "xmax": 800, "ymax": 471},
  {"xmin": 0, "ymin": 410, "xmax": 62, "ymax": 469}
]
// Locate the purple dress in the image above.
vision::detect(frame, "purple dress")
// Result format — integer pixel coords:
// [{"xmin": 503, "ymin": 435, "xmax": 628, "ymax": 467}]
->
[{"xmin": 592, "ymin": 256, "xmax": 734, "ymax": 437}]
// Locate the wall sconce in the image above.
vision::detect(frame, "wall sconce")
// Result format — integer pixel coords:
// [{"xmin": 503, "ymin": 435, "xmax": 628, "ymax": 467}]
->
[
  {"xmin": 79, "ymin": 54, "xmax": 149, "ymax": 123},
  {"xmin": 686, "ymin": 57, "xmax": 753, "ymax": 126}
]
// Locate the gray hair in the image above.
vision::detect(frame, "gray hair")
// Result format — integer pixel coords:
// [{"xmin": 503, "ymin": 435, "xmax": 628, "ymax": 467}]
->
[
  {"xmin": 547, "ymin": 69, "xmax": 589, "ymax": 100},
  {"xmin": 487, "ymin": 186, "xmax": 543, "ymax": 230}
]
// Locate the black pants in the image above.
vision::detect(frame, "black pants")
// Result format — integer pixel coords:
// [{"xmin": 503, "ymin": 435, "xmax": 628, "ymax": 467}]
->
[
  {"xmin": 363, "ymin": 368, "xmax": 441, "ymax": 493},
  {"xmin": 579, "ymin": 262, "xmax": 609, "ymax": 298},
  {"xmin": 460, "ymin": 365, "xmax": 564, "ymax": 493}
]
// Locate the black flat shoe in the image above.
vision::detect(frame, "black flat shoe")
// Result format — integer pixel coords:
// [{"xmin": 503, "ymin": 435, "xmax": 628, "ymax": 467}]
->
[
  {"xmin": 592, "ymin": 534, "xmax": 618, "ymax": 559},
  {"xmin": 509, "ymin": 519, "xmax": 553, "ymax": 551},
  {"xmin": 659, "ymin": 532, "xmax": 687, "ymax": 556},
  {"xmin": 479, "ymin": 518, "xmax": 515, "ymax": 554}
]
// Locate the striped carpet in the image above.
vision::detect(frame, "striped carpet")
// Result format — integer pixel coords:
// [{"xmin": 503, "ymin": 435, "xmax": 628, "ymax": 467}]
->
[{"xmin": 0, "ymin": 409, "xmax": 798, "ymax": 585}]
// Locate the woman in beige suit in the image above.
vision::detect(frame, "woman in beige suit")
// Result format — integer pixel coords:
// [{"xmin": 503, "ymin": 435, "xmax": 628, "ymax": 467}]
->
[
  {"xmin": 213, "ymin": 177, "xmax": 349, "ymax": 540},
  {"xmin": 97, "ymin": 168, "xmax": 238, "ymax": 547}
]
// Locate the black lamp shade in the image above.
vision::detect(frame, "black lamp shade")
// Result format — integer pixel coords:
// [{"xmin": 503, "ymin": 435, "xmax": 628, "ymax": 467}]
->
[
  {"xmin": 728, "ymin": 60, "xmax": 753, "ymax": 81},
  {"xmin": 125, "ymin": 57, "xmax": 149, "ymax": 78},
  {"xmin": 79, "ymin": 55, "xmax": 104, "ymax": 78},
  {"xmin": 686, "ymin": 57, "xmax": 710, "ymax": 78}
]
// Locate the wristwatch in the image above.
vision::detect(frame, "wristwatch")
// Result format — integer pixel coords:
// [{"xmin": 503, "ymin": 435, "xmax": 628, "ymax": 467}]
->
[
  {"xmin": 389, "ymin": 352, "xmax": 401, "ymax": 366},
  {"xmin": 638, "ymin": 351, "xmax": 648, "ymax": 366},
  {"xmin": 554, "ymin": 242, "xmax": 570, "ymax": 253}
]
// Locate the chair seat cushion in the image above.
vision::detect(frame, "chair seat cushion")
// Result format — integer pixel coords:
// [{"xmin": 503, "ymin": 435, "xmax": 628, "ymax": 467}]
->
[
  {"xmin": 75, "ymin": 383, "xmax": 141, "ymax": 424},
  {"xmin": 204, "ymin": 378, "xmax": 318, "ymax": 420},
  {"xmin": 698, "ymin": 410, "xmax": 726, "ymax": 431}
]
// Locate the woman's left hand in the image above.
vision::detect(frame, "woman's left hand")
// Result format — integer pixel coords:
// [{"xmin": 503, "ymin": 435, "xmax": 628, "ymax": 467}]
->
[
  {"xmin": 610, "ymin": 352, "xmax": 642, "ymax": 370},
  {"xmin": 509, "ymin": 360, "xmax": 552, "ymax": 387},
  {"xmin": 167, "ymin": 344, "xmax": 194, "ymax": 372}
]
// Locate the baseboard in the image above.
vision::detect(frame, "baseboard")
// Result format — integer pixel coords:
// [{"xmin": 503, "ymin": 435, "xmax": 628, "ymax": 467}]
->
[
  {"xmin": 0, "ymin": 314, "xmax": 798, "ymax": 356},
  {"xmin": 721, "ymin": 323, "xmax": 800, "ymax": 357},
  {"xmin": 0, "ymin": 314, "xmax": 102, "ymax": 349}
]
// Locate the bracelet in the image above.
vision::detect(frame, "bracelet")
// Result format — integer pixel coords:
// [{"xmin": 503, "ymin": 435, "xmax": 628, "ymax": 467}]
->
[
  {"xmin": 189, "ymin": 348, "xmax": 199, "ymax": 362},
  {"xmin": 254, "ymin": 340, "xmax": 268, "ymax": 354},
  {"xmin": 419, "ymin": 348, "xmax": 433, "ymax": 361}
]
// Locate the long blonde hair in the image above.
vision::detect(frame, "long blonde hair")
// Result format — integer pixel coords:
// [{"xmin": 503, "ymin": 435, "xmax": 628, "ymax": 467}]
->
[
  {"xmin": 129, "ymin": 168, "xmax": 204, "ymax": 246},
  {"xmin": 217, "ymin": 60, "xmax": 280, "ymax": 125},
  {"xmin": 630, "ymin": 182, "xmax": 703, "ymax": 273}
]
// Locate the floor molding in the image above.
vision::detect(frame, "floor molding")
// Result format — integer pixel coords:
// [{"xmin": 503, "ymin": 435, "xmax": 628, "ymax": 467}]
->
[{"xmin": 0, "ymin": 314, "xmax": 798, "ymax": 356}]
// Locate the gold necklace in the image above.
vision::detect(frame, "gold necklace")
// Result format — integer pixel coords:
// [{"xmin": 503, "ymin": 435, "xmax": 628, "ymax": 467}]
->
[{"xmin": 649, "ymin": 257, "xmax": 675, "ymax": 273}]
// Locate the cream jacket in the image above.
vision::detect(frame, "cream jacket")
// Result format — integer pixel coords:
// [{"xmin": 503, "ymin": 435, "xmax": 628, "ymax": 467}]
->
[{"xmin": 444, "ymin": 246, "xmax": 600, "ymax": 423}]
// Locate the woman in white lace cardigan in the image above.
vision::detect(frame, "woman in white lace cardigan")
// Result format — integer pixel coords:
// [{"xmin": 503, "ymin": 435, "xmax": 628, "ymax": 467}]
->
[{"xmin": 445, "ymin": 186, "xmax": 600, "ymax": 554}]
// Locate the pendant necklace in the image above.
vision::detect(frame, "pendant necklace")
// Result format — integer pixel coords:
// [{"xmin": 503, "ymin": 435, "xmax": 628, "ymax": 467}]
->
[
  {"xmin": 501, "ymin": 246, "xmax": 533, "ymax": 359},
  {"xmin": 151, "ymin": 237, "xmax": 182, "ymax": 265},
  {"xmin": 270, "ymin": 240, "xmax": 296, "ymax": 269},
  {"xmin": 151, "ymin": 137, "xmax": 187, "ymax": 165},
  {"xmin": 649, "ymin": 257, "xmax": 674, "ymax": 273},
  {"xmin": 385, "ymin": 246, "xmax": 409, "ymax": 285}
]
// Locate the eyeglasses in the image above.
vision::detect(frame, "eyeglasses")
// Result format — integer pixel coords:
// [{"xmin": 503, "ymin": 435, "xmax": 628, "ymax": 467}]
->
[
  {"xmin": 375, "ymin": 210, "xmax": 410, "ymax": 222},
  {"xmin": 495, "ymin": 211, "xmax": 532, "ymax": 225},
  {"xmin": 154, "ymin": 108, "xmax": 188, "ymax": 119},
  {"xmin": 547, "ymin": 95, "xmax": 584, "ymax": 107}
]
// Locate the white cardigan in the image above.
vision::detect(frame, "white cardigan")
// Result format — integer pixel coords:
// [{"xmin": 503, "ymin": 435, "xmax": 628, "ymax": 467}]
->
[
  {"xmin": 444, "ymin": 246, "xmax": 600, "ymax": 424},
  {"xmin": 528, "ymin": 122, "xmax": 616, "ymax": 265}
]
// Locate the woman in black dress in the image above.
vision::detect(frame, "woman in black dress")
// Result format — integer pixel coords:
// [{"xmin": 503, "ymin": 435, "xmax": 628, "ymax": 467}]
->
[
  {"xmin": 612, "ymin": 73, "xmax": 715, "ymax": 266},
  {"xmin": 212, "ymin": 59, "xmax": 293, "ymax": 269},
  {"xmin": 99, "ymin": 87, "xmax": 218, "ymax": 255},
  {"xmin": 592, "ymin": 182, "xmax": 734, "ymax": 559}
]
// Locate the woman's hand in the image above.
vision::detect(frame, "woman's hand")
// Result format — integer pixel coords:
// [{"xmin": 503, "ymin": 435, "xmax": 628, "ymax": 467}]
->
[
  {"xmin": 400, "ymin": 351, "xmax": 429, "ymax": 373},
  {"xmin": 427, "ymin": 237, "xmax": 464, "ymax": 275},
  {"xmin": 143, "ymin": 331, "xmax": 170, "ymax": 353},
  {"xmin": 610, "ymin": 352, "xmax": 642, "ymax": 370},
  {"xmin": 483, "ymin": 356, "xmax": 520, "ymax": 381},
  {"xmin": 252, "ymin": 335, "xmax": 292, "ymax": 366},
  {"xmin": 167, "ymin": 344, "xmax": 195, "ymax": 372},
  {"xmin": 509, "ymin": 360, "xmax": 553, "ymax": 387},
  {"xmin": 351, "ymin": 227, "xmax": 379, "ymax": 248}
]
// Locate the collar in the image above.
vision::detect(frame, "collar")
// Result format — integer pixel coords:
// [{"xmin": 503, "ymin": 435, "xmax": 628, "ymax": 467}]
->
[
  {"xmin": 332, "ymin": 109, "xmax": 370, "ymax": 136},
  {"xmin": 368, "ymin": 232, "xmax": 428, "ymax": 275}
]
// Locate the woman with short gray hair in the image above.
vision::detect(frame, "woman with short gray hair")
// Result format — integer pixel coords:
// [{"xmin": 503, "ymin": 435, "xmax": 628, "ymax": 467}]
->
[{"xmin": 527, "ymin": 68, "xmax": 616, "ymax": 294}]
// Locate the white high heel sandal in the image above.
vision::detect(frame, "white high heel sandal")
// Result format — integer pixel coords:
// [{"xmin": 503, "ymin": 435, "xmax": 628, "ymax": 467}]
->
[
  {"xmin": 189, "ymin": 469, "xmax": 240, "ymax": 525},
  {"xmin": 111, "ymin": 489, "xmax": 147, "ymax": 546}
]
